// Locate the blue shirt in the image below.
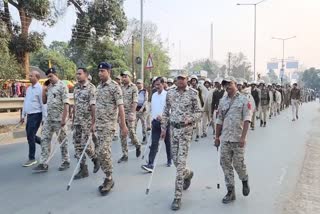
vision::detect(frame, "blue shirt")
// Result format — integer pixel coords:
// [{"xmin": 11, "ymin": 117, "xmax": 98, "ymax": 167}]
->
[{"xmin": 22, "ymin": 82, "xmax": 44, "ymax": 118}]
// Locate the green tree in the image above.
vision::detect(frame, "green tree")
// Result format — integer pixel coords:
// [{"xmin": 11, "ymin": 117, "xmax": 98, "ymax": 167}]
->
[
  {"xmin": 267, "ymin": 69, "xmax": 280, "ymax": 84},
  {"xmin": 30, "ymin": 47, "xmax": 76, "ymax": 80},
  {"xmin": 0, "ymin": 20, "xmax": 22, "ymax": 82},
  {"xmin": 120, "ymin": 19, "xmax": 170, "ymax": 82},
  {"xmin": 301, "ymin": 67, "xmax": 320, "ymax": 90},
  {"xmin": 0, "ymin": 0, "xmax": 56, "ymax": 78},
  {"xmin": 228, "ymin": 52, "xmax": 252, "ymax": 80},
  {"xmin": 184, "ymin": 59, "xmax": 220, "ymax": 79}
]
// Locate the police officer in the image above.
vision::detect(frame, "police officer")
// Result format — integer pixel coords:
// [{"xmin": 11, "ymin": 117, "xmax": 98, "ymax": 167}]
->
[
  {"xmin": 161, "ymin": 71, "xmax": 202, "ymax": 210},
  {"xmin": 215, "ymin": 76, "xmax": 251, "ymax": 204},
  {"xmin": 135, "ymin": 79, "xmax": 148, "ymax": 144},
  {"xmin": 95, "ymin": 62, "xmax": 128, "ymax": 195},
  {"xmin": 290, "ymin": 83, "xmax": 301, "ymax": 121},
  {"xmin": 250, "ymin": 81, "xmax": 260, "ymax": 130},
  {"xmin": 33, "ymin": 68, "xmax": 70, "ymax": 172},
  {"xmin": 72, "ymin": 68, "xmax": 100, "ymax": 179},
  {"xmin": 259, "ymin": 80, "xmax": 270, "ymax": 127},
  {"xmin": 190, "ymin": 75, "xmax": 204, "ymax": 141},
  {"xmin": 118, "ymin": 71, "xmax": 142, "ymax": 163}
]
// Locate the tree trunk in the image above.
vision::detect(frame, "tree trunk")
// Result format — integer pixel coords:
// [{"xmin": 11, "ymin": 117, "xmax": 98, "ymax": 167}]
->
[{"xmin": 19, "ymin": 7, "xmax": 32, "ymax": 79}]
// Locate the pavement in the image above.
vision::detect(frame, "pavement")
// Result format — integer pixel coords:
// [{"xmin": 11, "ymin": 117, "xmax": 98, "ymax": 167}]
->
[{"xmin": 0, "ymin": 101, "xmax": 319, "ymax": 214}]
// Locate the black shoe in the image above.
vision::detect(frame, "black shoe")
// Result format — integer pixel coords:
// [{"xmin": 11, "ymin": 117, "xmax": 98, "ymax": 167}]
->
[
  {"xmin": 222, "ymin": 186, "xmax": 236, "ymax": 204},
  {"xmin": 142, "ymin": 135, "xmax": 146, "ymax": 143},
  {"xmin": 183, "ymin": 171, "xmax": 194, "ymax": 190},
  {"xmin": 136, "ymin": 145, "xmax": 141, "ymax": 158},
  {"xmin": 263, "ymin": 122, "xmax": 266, "ymax": 127},
  {"xmin": 242, "ymin": 179, "xmax": 250, "ymax": 196},
  {"xmin": 201, "ymin": 133, "xmax": 207, "ymax": 138},
  {"xmin": 58, "ymin": 161, "xmax": 70, "ymax": 171},
  {"xmin": 92, "ymin": 157, "xmax": 100, "ymax": 173},
  {"xmin": 260, "ymin": 120, "xmax": 263, "ymax": 127},
  {"xmin": 99, "ymin": 178, "xmax": 114, "ymax": 196},
  {"xmin": 251, "ymin": 126, "xmax": 254, "ymax": 130},
  {"xmin": 35, "ymin": 136, "xmax": 41, "ymax": 145},
  {"xmin": 296, "ymin": 115, "xmax": 299, "ymax": 120},
  {"xmin": 171, "ymin": 198, "xmax": 181, "ymax": 211},
  {"xmin": 117, "ymin": 155, "xmax": 128, "ymax": 163},
  {"xmin": 147, "ymin": 127, "xmax": 151, "ymax": 131},
  {"xmin": 74, "ymin": 164, "xmax": 89, "ymax": 180},
  {"xmin": 195, "ymin": 135, "xmax": 199, "ymax": 142},
  {"xmin": 32, "ymin": 164, "xmax": 48, "ymax": 172},
  {"xmin": 141, "ymin": 164, "xmax": 153, "ymax": 173},
  {"xmin": 269, "ymin": 115, "xmax": 271, "ymax": 119},
  {"xmin": 167, "ymin": 160, "xmax": 172, "ymax": 167}
]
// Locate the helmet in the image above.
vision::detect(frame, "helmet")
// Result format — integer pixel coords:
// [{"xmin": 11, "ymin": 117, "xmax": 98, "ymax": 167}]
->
[
  {"xmin": 190, "ymin": 75, "xmax": 198, "ymax": 81},
  {"xmin": 204, "ymin": 78, "xmax": 212, "ymax": 84}
]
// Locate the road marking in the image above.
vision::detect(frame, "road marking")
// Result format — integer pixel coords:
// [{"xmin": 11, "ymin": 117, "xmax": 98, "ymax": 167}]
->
[{"xmin": 278, "ymin": 166, "xmax": 287, "ymax": 184}]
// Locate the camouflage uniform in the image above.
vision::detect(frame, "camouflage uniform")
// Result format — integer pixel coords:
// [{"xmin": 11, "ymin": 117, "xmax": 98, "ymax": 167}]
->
[
  {"xmin": 39, "ymin": 80, "xmax": 70, "ymax": 165},
  {"xmin": 162, "ymin": 86, "xmax": 202, "ymax": 200},
  {"xmin": 216, "ymin": 91, "xmax": 252, "ymax": 188},
  {"xmin": 120, "ymin": 82, "xmax": 141, "ymax": 157},
  {"xmin": 73, "ymin": 81, "xmax": 97, "ymax": 165},
  {"xmin": 96, "ymin": 78, "xmax": 123, "ymax": 177}
]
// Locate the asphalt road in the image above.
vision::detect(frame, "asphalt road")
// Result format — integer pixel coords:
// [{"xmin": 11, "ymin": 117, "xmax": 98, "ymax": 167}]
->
[{"xmin": 0, "ymin": 101, "xmax": 318, "ymax": 214}]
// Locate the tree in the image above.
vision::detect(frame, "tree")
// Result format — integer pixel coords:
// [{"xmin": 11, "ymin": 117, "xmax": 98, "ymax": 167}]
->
[
  {"xmin": 0, "ymin": 20, "xmax": 22, "ymax": 81},
  {"xmin": 301, "ymin": 67, "xmax": 320, "ymax": 90},
  {"xmin": 30, "ymin": 47, "xmax": 76, "ymax": 80},
  {"xmin": 120, "ymin": 19, "xmax": 170, "ymax": 82},
  {"xmin": 228, "ymin": 52, "xmax": 252, "ymax": 80},
  {"xmin": 184, "ymin": 59, "xmax": 220, "ymax": 79},
  {"xmin": 267, "ymin": 69, "xmax": 280, "ymax": 84},
  {"xmin": 0, "ymin": 0, "xmax": 55, "ymax": 78}
]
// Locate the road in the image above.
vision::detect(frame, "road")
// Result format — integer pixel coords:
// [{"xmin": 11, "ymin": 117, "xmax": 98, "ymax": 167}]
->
[{"xmin": 0, "ymin": 101, "xmax": 319, "ymax": 214}]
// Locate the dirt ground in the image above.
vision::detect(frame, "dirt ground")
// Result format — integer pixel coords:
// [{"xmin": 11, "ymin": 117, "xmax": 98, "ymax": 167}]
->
[{"xmin": 282, "ymin": 109, "xmax": 320, "ymax": 214}]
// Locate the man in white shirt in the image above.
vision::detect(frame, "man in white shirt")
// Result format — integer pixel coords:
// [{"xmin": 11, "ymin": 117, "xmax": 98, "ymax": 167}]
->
[
  {"xmin": 141, "ymin": 77, "xmax": 172, "ymax": 172},
  {"xmin": 21, "ymin": 71, "xmax": 44, "ymax": 167}
]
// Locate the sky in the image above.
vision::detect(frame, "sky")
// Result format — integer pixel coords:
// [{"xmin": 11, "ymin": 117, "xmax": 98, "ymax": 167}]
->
[{"xmin": 22, "ymin": 0, "xmax": 320, "ymax": 74}]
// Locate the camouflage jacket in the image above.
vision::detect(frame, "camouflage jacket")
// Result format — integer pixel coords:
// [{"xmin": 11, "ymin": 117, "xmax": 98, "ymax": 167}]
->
[
  {"xmin": 46, "ymin": 80, "xmax": 69, "ymax": 122},
  {"xmin": 216, "ymin": 91, "xmax": 252, "ymax": 142},
  {"xmin": 96, "ymin": 78, "xmax": 123, "ymax": 129},
  {"xmin": 161, "ymin": 86, "xmax": 202, "ymax": 130},
  {"xmin": 121, "ymin": 82, "xmax": 138, "ymax": 116},
  {"xmin": 73, "ymin": 81, "xmax": 96, "ymax": 126}
]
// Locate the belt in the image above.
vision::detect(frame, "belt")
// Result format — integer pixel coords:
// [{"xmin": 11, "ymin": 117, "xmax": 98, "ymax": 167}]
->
[
  {"xmin": 170, "ymin": 122, "xmax": 193, "ymax": 129},
  {"xmin": 27, "ymin": 112, "xmax": 42, "ymax": 115}
]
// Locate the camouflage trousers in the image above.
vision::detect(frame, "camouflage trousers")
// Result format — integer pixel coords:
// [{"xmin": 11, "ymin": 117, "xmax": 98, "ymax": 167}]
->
[
  {"xmin": 120, "ymin": 119, "xmax": 141, "ymax": 157},
  {"xmin": 171, "ymin": 126, "xmax": 193, "ymax": 200},
  {"xmin": 73, "ymin": 124, "xmax": 96, "ymax": 165},
  {"xmin": 220, "ymin": 141, "xmax": 248, "ymax": 188},
  {"xmin": 40, "ymin": 121, "xmax": 70, "ymax": 165},
  {"xmin": 136, "ymin": 111, "xmax": 147, "ymax": 137},
  {"xmin": 96, "ymin": 128, "xmax": 115, "ymax": 177}
]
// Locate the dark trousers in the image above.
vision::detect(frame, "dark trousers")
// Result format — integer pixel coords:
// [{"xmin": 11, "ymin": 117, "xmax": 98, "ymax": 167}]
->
[
  {"xmin": 26, "ymin": 113, "xmax": 42, "ymax": 160},
  {"xmin": 148, "ymin": 119, "xmax": 171, "ymax": 165}
]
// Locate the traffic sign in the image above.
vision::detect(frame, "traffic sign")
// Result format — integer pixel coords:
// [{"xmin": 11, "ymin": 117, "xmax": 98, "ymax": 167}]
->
[{"xmin": 145, "ymin": 54, "xmax": 153, "ymax": 69}]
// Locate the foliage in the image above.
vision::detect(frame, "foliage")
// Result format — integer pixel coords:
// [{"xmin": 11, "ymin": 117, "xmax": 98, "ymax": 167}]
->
[{"xmin": 301, "ymin": 67, "xmax": 320, "ymax": 90}]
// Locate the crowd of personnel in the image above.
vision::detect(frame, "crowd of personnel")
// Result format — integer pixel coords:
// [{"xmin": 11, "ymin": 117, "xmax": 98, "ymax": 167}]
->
[{"xmin": 17, "ymin": 63, "xmax": 317, "ymax": 211}]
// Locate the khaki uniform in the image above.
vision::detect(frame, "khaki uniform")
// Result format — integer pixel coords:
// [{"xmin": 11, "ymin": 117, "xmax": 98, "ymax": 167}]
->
[
  {"xmin": 136, "ymin": 89, "xmax": 148, "ymax": 139},
  {"xmin": 73, "ymin": 81, "xmax": 97, "ymax": 165},
  {"xmin": 216, "ymin": 91, "xmax": 252, "ymax": 188},
  {"xmin": 121, "ymin": 83, "xmax": 141, "ymax": 156},
  {"xmin": 40, "ymin": 80, "xmax": 70, "ymax": 165},
  {"xmin": 96, "ymin": 79, "xmax": 123, "ymax": 177},
  {"xmin": 162, "ymin": 86, "xmax": 202, "ymax": 200}
]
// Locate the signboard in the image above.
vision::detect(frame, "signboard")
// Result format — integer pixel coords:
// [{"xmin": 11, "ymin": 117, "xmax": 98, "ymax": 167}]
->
[
  {"xmin": 145, "ymin": 54, "xmax": 153, "ymax": 69},
  {"xmin": 267, "ymin": 62, "xmax": 279, "ymax": 70},
  {"xmin": 286, "ymin": 61, "xmax": 299, "ymax": 69}
]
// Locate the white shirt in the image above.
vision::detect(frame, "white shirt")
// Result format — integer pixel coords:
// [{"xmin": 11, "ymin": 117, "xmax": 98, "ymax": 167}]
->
[
  {"xmin": 22, "ymin": 82, "xmax": 44, "ymax": 118},
  {"xmin": 151, "ymin": 90, "xmax": 167, "ymax": 120}
]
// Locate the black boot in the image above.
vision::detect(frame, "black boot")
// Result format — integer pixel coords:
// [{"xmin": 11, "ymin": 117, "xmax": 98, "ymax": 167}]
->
[
  {"xmin": 74, "ymin": 164, "xmax": 89, "ymax": 180},
  {"xmin": 58, "ymin": 161, "xmax": 70, "ymax": 171},
  {"xmin": 260, "ymin": 120, "xmax": 263, "ymax": 127},
  {"xmin": 242, "ymin": 179, "xmax": 250, "ymax": 196},
  {"xmin": 92, "ymin": 157, "xmax": 100, "ymax": 173},
  {"xmin": 183, "ymin": 171, "xmax": 194, "ymax": 190},
  {"xmin": 136, "ymin": 145, "xmax": 141, "ymax": 158},
  {"xmin": 117, "ymin": 155, "xmax": 128, "ymax": 163},
  {"xmin": 263, "ymin": 122, "xmax": 266, "ymax": 127},
  {"xmin": 99, "ymin": 177, "xmax": 115, "ymax": 196},
  {"xmin": 171, "ymin": 198, "xmax": 181, "ymax": 211},
  {"xmin": 222, "ymin": 186, "xmax": 236, "ymax": 204}
]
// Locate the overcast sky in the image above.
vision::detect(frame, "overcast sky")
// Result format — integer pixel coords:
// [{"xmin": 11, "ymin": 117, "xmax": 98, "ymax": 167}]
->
[{"xmin": 26, "ymin": 0, "xmax": 320, "ymax": 74}]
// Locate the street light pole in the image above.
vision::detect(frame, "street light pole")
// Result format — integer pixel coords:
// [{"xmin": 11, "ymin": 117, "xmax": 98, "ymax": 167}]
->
[
  {"xmin": 140, "ymin": 0, "xmax": 144, "ymax": 82},
  {"xmin": 272, "ymin": 36, "xmax": 296, "ymax": 84},
  {"xmin": 237, "ymin": 0, "xmax": 267, "ymax": 81}
]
